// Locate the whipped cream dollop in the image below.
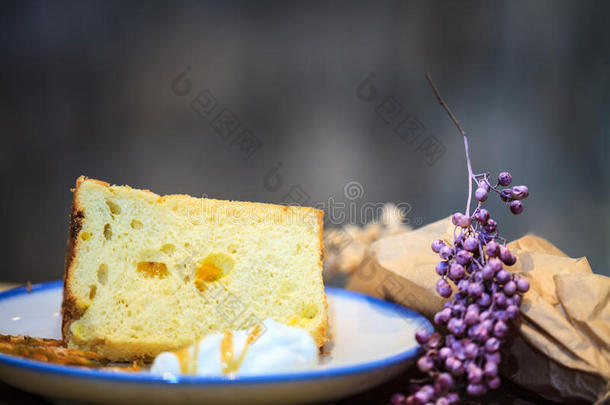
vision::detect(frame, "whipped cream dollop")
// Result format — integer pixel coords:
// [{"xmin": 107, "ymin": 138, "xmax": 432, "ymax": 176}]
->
[{"xmin": 150, "ymin": 318, "xmax": 318, "ymax": 376}]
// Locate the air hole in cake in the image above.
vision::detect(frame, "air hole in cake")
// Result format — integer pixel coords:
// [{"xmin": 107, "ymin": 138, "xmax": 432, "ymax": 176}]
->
[
  {"xmin": 130, "ymin": 219, "xmax": 143, "ymax": 229},
  {"xmin": 97, "ymin": 264, "xmax": 108, "ymax": 285},
  {"xmin": 302, "ymin": 303, "xmax": 318, "ymax": 319},
  {"xmin": 103, "ymin": 224, "xmax": 112, "ymax": 240},
  {"xmin": 105, "ymin": 200, "xmax": 121, "ymax": 215},
  {"xmin": 89, "ymin": 285, "xmax": 97, "ymax": 299},
  {"xmin": 193, "ymin": 253, "xmax": 235, "ymax": 292},
  {"xmin": 161, "ymin": 243, "xmax": 176, "ymax": 256},
  {"xmin": 136, "ymin": 261, "xmax": 169, "ymax": 278}
]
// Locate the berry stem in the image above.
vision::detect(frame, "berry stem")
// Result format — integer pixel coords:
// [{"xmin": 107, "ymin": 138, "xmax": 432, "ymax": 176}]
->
[{"xmin": 425, "ymin": 73, "xmax": 475, "ymax": 216}]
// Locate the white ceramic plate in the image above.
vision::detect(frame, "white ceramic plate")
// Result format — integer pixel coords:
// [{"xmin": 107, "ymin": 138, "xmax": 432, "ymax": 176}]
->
[{"xmin": 0, "ymin": 281, "xmax": 431, "ymax": 405}]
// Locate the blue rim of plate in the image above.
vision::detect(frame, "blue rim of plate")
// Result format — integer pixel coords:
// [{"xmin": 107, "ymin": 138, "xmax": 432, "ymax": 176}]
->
[{"xmin": 0, "ymin": 281, "xmax": 432, "ymax": 385}]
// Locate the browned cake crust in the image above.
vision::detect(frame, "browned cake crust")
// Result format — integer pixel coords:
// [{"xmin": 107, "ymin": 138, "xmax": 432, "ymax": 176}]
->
[{"xmin": 61, "ymin": 176, "xmax": 109, "ymax": 345}]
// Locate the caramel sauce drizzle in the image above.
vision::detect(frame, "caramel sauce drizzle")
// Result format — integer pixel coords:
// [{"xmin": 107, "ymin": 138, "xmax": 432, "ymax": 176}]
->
[
  {"xmin": 175, "ymin": 346, "xmax": 197, "ymax": 374},
  {"xmin": 173, "ymin": 324, "xmax": 263, "ymax": 376},
  {"xmin": 220, "ymin": 324, "xmax": 263, "ymax": 375}
]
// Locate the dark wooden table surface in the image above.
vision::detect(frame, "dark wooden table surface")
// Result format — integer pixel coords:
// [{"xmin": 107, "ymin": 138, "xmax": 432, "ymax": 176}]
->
[{"xmin": 0, "ymin": 366, "xmax": 562, "ymax": 405}]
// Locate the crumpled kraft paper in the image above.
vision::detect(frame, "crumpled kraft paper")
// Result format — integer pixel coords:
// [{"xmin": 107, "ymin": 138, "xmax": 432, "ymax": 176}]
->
[{"xmin": 346, "ymin": 217, "xmax": 610, "ymax": 404}]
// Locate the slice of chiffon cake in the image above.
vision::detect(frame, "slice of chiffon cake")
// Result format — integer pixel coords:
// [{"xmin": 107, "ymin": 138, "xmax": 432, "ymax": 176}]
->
[{"xmin": 61, "ymin": 176, "xmax": 327, "ymax": 361}]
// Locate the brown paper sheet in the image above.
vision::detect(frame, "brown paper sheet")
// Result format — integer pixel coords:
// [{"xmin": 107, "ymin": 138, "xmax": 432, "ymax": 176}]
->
[{"xmin": 347, "ymin": 217, "xmax": 610, "ymax": 404}]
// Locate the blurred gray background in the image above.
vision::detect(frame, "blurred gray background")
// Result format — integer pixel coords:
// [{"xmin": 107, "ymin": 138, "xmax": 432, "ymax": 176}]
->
[{"xmin": 1, "ymin": 0, "xmax": 608, "ymax": 283}]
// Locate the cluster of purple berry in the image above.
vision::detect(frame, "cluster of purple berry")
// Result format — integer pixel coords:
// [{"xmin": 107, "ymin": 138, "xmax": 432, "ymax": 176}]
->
[
  {"xmin": 393, "ymin": 171, "xmax": 531, "ymax": 405},
  {"xmin": 473, "ymin": 171, "xmax": 529, "ymax": 216}
]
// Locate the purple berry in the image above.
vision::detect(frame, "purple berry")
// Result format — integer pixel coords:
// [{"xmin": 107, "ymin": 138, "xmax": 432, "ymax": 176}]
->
[
  {"xmin": 484, "ymin": 219, "xmax": 497, "ymax": 233},
  {"xmin": 435, "ymin": 308, "xmax": 452, "ymax": 324},
  {"xmin": 475, "ymin": 188, "xmax": 488, "ymax": 202},
  {"xmin": 473, "ymin": 324, "xmax": 490, "ymax": 341},
  {"xmin": 391, "ymin": 393, "xmax": 406, "ymax": 405},
  {"xmin": 493, "ymin": 292, "xmax": 507, "ymax": 308},
  {"xmin": 458, "ymin": 215, "xmax": 473, "ymax": 228},
  {"xmin": 447, "ymin": 393, "xmax": 459, "ymax": 403},
  {"xmin": 463, "ymin": 237, "xmax": 479, "ymax": 252},
  {"xmin": 496, "ymin": 310, "xmax": 509, "ymax": 322},
  {"xmin": 467, "ymin": 282, "xmax": 483, "ymax": 298},
  {"xmin": 487, "ymin": 376, "xmax": 501, "ymax": 390},
  {"xmin": 464, "ymin": 310, "xmax": 479, "ymax": 326},
  {"xmin": 464, "ymin": 342, "xmax": 479, "ymax": 359},
  {"xmin": 511, "ymin": 185, "xmax": 529, "ymax": 200},
  {"xmin": 488, "ymin": 258, "xmax": 503, "ymax": 272},
  {"xmin": 417, "ymin": 356, "xmax": 434, "ymax": 373},
  {"xmin": 485, "ymin": 338, "xmax": 500, "ymax": 353},
  {"xmin": 481, "ymin": 265, "xmax": 494, "ymax": 280},
  {"xmin": 449, "ymin": 263, "xmax": 466, "ymax": 280},
  {"xmin": 481, "ymin": 319, "xmax": 494, "ymax": 332},
  {"xmin": 457, "ymin": 279, "xmax": 470, "ymax": 293},
  {"xmin": 468, "ymin": 365, "xmax": 484, "ymax": 383},
  {"xmin": 477, "ymin": 293, "xmax": 491, "ymax": 307},
  {"xmin": 474, "ymin": 208, "xmax": 489, "ymax": 224},
  {"xmin": 509, "ymin": 200, "xmax": 523, "ymax": 215},
  {"xmin": 485, "ymin": 240, "xmax": 500, "ymax": 257},
  {"xmin": 455, "ymin": 250, "xmax": 471, "ymax": 265},
  {"xmin": 478, "ymin": 180, "xmax": 490, "ymax": 192},
  {"xmin": 486, "ymin": 352, "xmax": 501, "ymax": 365},
  {"xmin": 451, "ymin": 302, "xmax": 465, "ymax": 316},
  {"xmin": 433, "ymin": 313, "xmax": 444, "ymax": 326},
  {"xmin": 439, "ymin": 347, "xmax": 452, "ymax": 360},
  {"xmin": 506, "ymin": 305, "xmax": 519, "ymax": 319},
  {"xmin": 480, "ymin": 310, "xmax": 492, "ymax": 321},
  {"xmin": 496, "ymin": 269, "xmax": 511, "ymax": 284},
  {"xmin": 437, "ymin": 372, "xmax": 454, "ymax": 389},
  {"xmin": 498, "ymin": 172, "xmax": 512, "ymax": 186},
  {"xmin": 435, "ymin": 397, "xmax": 450, "ymax": 405},
  {"xmin": 436, "ymin": 279, "xmax": 453, "ymax": 298},
  {"xmin": 415, "ymin": 329, "xmax": 430, "ymax": 345},
  {"xmin": 427, "ymin": 333, "xmax": 442, "ymax": 348},
  {"xmin": 503, "ymin": 281, "xmax": 517, "ymax": 296},
  {"xmin": 484, "ymin": 361, "xmax": 498, "ymax": 377},
  {"xmin": 466, "ymin": 383, "xmax": 487, "ymax": 396},
  {"xmin": 436, "ymin": 261, "xmax": 449, "ymax": 276},
  {"xmin": 447, "ymin": 358, "xmax": 464, "ymax": 376},
  {"xmin": 493, "ymin": 321, "xmax": 508, "ymax": 338},
  {"xmin": 439, "ymin": 246, "xmax": 452, "ymax": 260},
  {"xmin": 413, "ymin": 389, "xmax": 431, "ymax": 403},
  {"xmin": 516, "ymin": 277, "xmax": 530, "ymax": 293},
  {"xmin": 448, "ymin": 318, "xmax": 465, "ymax": 336},
  {"xmin": 499, "ymin": 246, "xmax": 512, "ymax": 263},
  {"xmin": 431, "ymin": 239, "xmax": 446, "ymax": 253},
  {"xmin": 499, "ymin": 189, "xmax": 513, "ymax": 202}
]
